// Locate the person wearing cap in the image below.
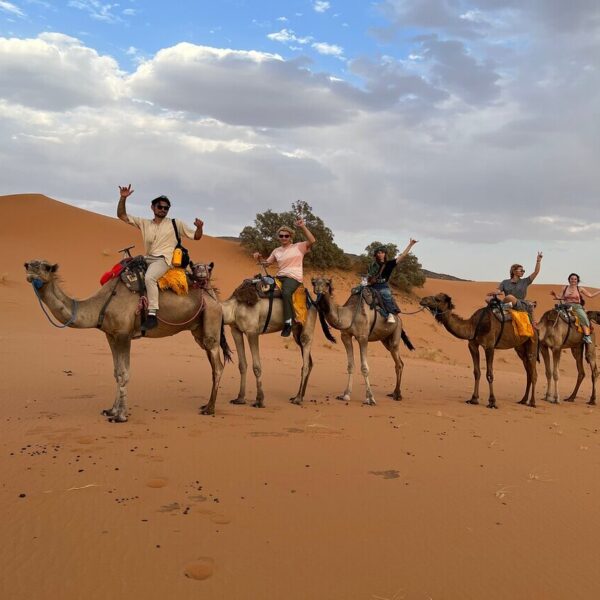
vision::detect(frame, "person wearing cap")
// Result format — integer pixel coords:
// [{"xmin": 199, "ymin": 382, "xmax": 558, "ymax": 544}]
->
[
  {"xmin": 117, "ymin": 184, "xmax": 204, "ymax": 330},
  {"xmin": 366, "ymin": 239, "xmax": 418, "ymax": 324},
  {"xmin": 252, "ymin": 218, "xmax": 316, "ymax": 337}
]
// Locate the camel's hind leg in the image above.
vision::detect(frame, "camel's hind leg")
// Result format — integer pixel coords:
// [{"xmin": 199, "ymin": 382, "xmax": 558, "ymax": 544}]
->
[
  {"xmin": 357, "ymin": 337, "xmax": 376, "ymax": 406},
  {"xmin": 466, "ymin": 340, "xmax": 481, "ymax": 405},
  {"xmin": 336, "ymin": 333, "xmax": 354, "ymax": 402},
  {"xmin": 290, "ymin": 326, "xmax": 314, "ymax": 405},
  {"xmin": 515, "ymin": 341, "xmax": 537, "ymax": 407},
  {"xmin": 192, "ymin": 328, "xmax": 224, "ymax": 416},
  {"xmin": 540, "ymin": 344, "xmax": 556, "ymax": 403},
  {"xmin": 383, "ymin": 337, "xmax": 404, "ymax": 401},
  {"xmin": 102, "ymin": 333, "xmax": 131, "ymax": 423},
  {"xmin": 229, "ymin": 327, "xmax": 248, "ymax": 405},
  {"xmin": 564, "ymin": 346, "xmax": 585, "ymax": 403}
]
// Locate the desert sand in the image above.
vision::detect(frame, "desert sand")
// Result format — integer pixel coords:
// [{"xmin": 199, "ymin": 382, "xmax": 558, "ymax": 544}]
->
[{"xmin": 2, "ymin": 194, "xmax": 600, "ymax": 599}]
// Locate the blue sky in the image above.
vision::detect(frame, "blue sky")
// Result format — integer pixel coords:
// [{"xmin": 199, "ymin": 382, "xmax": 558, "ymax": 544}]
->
[{"xmin": 1, "ymin": 1, "xmax": 600, "ymax": 283}]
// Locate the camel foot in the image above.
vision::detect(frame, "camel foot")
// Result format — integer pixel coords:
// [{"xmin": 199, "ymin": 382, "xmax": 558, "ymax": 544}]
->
[
  {"xmin": 486, "ymin": 403, "xmax": 498, "ymax": 409},
  {"xmin": 252, "ymin": 401, "xmax": 265, "ymax": 408},
  {"xmin": 517, "ymin": 399, "xmax": 528, "ymax": 405},
  {"xmin": 229, "ymin": 398, "xmax": 247, "ymax": 405},
  {"xmin": 336, "ymin": 394, "xmax": 351, "ymax": 402},
  {"xmin": 529, "ymin": 402, "xmax": 536, "ymax": 408},
  {"xmin": 362, "ymin": 398, "xmax": 376, "ymax": 406},
  {"xmin": 563, "ymin": 397, "xmax": 575, "ymax": 403},
  {"xmin": 101, "ymin": 408, "xmax": 117, "ymax": 417},
  {"xmin": 200, "ymin": 404, "xmax": 215, "ymax": 416},
  {"xmin": 466, "ymin": 399, "xmax": 479, "ymax": 405},
  {"xmin": 587, "ymin": 400, "xmax": 596, "ymax": 406},
  {"xmin": 544, "ymin": 395, "xmax": 559, "ymax": 404},
  {"xmin": 108, "ymin": 414, "xmax": 128, "ymax": 423},
  {"xmin": 386, "ymin": 392, "xmax": 402, "ymax": 401},
  {"xmin": 289, "ymin": 397, "xmax": 303, "ymax": 406}
]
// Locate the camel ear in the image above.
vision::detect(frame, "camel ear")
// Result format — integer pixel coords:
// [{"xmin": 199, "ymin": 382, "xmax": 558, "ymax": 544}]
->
[
  {"xmin": 50, "ymin": 264, "xmax": 59, "ymax": 273},
  {"xmin": 24, "ymin": 262, "xmax": 29, "ymax": 269}
]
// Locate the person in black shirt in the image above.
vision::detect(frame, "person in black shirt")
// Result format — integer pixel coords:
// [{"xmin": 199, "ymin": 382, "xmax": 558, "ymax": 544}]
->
[{"xmin": 366, "ymin": 238, "xmax": 418, "ymax": 323}]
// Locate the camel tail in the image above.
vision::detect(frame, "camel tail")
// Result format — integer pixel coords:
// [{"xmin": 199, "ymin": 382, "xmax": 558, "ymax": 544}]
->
[
  {"xmin": 319, "ymin": 309, "xmax": 337, "ymax": 344},
  {"xmin": 220, "ymin": 319, "xmax": 233, "ymax": 363},
  {"xmin": 401, "ymin": 329, "xmax": 415, "ymax": 351}
]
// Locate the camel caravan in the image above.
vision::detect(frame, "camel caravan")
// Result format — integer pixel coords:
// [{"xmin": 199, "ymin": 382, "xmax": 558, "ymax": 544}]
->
[{"xmin": 24, "ymin": 186, "xmax": 600, "ymax": 421}]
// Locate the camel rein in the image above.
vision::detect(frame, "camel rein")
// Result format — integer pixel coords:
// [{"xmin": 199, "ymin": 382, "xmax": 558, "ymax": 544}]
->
[{"xmin": 31, "ymin": 279, "xmax": 78, "ymax": 329}]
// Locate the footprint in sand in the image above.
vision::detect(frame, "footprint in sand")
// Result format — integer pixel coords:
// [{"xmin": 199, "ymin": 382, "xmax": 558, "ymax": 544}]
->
[
  {"xmin": 369, "ymin": 470, "xmax": 400, "ymax": 479},
  {"xmin": 194, "ymin": 507, "xmax": 231, "ymax": 524},
  {"xmin": 146, "ymin": 478, "xmax": 168, "ymax": 488},
  {"xmin": 74, "ymin": 436, "xmax": 95, "ymax": 445},
  {"xmin": 183, "ymin": 558, "xmax": 215, "ymax": 580}
]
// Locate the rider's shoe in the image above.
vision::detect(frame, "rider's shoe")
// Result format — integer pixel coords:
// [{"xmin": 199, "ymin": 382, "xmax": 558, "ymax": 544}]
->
[
  {"xmin": 142, "ymin": 314, "xmax": 158, "ymax": 331},
  {"xmin": 386, "ymin": 314, "xmax": 396, "ymax": 324},
  {"xmin": 281, "ymin": 323, "xmax": 293, "ymax": 337},
  {"xmin": 583, "ymin": 335, "xmax": 593, "ymax": 344}
]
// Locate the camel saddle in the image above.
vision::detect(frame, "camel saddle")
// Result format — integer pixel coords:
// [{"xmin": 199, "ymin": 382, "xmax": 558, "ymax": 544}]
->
[
  {"xmin": 490, "ymin": 300, "xmax": 537, "ymax": 323},
  {"xmin": 550, "ymin": 304, "xmax": 580, "ymax": 325},
  {"xmin": 232, "ymin": 276, "xmax": 282, "ymax": 305},
  {"xmin": 350, "ymin": 285, "xmax": 399, "ymax": 315},
  {"xmin": 117, "ymin": 256, "xmax": 214, "ymax": 294}
]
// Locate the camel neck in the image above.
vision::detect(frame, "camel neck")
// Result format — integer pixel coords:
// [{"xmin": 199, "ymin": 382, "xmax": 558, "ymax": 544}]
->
[
  {"xmin": 438, "ymin": 309, "xmax": 479, "ymax": 340},
  {"xmin": 318, "ymin": 292, "xmax": 352, "ymax": 330}
]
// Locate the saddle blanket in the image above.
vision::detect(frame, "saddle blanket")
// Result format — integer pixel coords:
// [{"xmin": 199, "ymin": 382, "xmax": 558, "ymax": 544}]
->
[
  {"xmin": 274, "ymin": 279, "xmax": 308, "ymax": 326},
  {"xmin": 510, "ymin": 309, "xmax": 534, "ymax": 338}
]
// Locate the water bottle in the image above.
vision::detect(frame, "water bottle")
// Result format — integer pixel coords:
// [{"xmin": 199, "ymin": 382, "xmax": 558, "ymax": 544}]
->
[{"xmin": 172, "ymin": 247, "xmax": 183, "ymax": 267}]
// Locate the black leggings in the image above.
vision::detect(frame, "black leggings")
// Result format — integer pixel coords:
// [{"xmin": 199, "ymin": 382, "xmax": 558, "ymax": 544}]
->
[{"xmin": 279, "ymin": 276, "xmax": 301, "ymax": 322}]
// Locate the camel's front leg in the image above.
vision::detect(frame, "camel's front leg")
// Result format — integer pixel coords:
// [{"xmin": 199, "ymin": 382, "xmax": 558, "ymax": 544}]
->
[
  {"xmin": 196, "ymin": 332, "xmax": 224, "ymax": 416},
  {"xmin": 229, "ymin": 327, "xmax": 248, "ymax": 405},
  {"xmin": 565, "ymin": 346, "xmax": 585, "ymax": 402},
  {"xmin": 550, "ymin": 347, "xmax": 564, "ymax": 402},
  {"xmin": 516, "ymin": 342, "xmax": 537, "ymax": 407},
  {"xmin": 102, "ymin": 334, "xmax": 131, "ymax": 423},
  {"xmin": 484, "ymin": 347, "xmax": 497, "ymax": 409},
  {"xmin": 384, "ymin": 338, "xmax": 404, "ymax": 401},
  {"xmin": 357, "ymin": 337, "xmax": 375, "ymax": 406},
  {"xmin": 290, "ymin": 328, "xmax": 313, "ymax": 405},
  {"xmin": 247, "ymin": 333, "xmax": 265, "ymax": 408},
  {"xmin": 466, "ymin": 341, "xmax": 481, "ymax": 405},
  {"xmin": 336, "ymin": 333, "xmax": 354, "ymax": 402},
  {"xmin": 540, "ymin": 344, "xmax": 555, "ymax": 402},
  {"xmin": 586, "ymin": 346, "xmax": 598, "ymax": 405}
]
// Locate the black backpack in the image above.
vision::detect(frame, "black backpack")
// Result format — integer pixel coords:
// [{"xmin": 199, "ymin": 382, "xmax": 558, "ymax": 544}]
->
[{"xmin": 172, "ymin": 219, "xmax": 190, "ymax": 269}]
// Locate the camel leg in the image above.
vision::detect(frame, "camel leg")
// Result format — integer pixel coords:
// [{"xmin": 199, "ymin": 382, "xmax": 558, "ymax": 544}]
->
[
  {"xmin": 192, "ymin": 328, "xmax": 224, "ymax": 416},
  {"xmin": 290, "ymin": 328, "xmax": 313, "ymax": 405},
  {"xmin": 515, "ymin": 342, "xmax": 537, "ymax": 407},
  {"xmin": 484, "ymin": 347, "xmax": 497, "ymax": 409},
  {"xmin": 586, "ymin": 345, "xmax": 598, "ymax": 405},
  {"xmin": 358, "ymin": 337, "xmax": 376, "ymax": 406},
  {"xmin": 247, "ymin": 333, "xmax": 265, "ymax": 408},
  {"xmin": 383, "ymin": 338, "xmax": 404, "ymax": 401},
  {"xmin": 336, "ymin": 333, "xmax": 354, "ymax": 402},
  {"xmin": 550, "ymin": 348, "xmax": 563, "ymax": 403},
  {"xmin": 564, "ymin": 346, "xmax": 585, "ymax": 403},
  {"xmin": 229, "ymin": 327, "xmax": 248, "ymax": 405},
  {"xmin": 540, "ymin": 344, "xmax": 554, "ymax": 402},
  {"xmin": 466, "ymin": 340, "xmax": 481, "ymax": 405},
  {"xmin": 102, "ymin": 334, "xmax": 131, "ymax": 423}
]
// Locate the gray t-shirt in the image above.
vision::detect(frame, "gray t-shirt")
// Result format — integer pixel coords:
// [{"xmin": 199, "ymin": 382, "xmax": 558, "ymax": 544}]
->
[{"xmin": 498, "ymin": 275, "xmax": 533, "ymax": 300}]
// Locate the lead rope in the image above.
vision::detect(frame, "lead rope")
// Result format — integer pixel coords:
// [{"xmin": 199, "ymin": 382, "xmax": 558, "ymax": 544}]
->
[{"xmin": 32, "ymin": 281, "xmax": 78, "ymax": 328}]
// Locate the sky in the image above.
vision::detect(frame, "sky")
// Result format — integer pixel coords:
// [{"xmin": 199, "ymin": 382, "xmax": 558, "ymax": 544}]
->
[{"xmin": 1, "ymin": 0, "xmax": 599, "ymax": 283}]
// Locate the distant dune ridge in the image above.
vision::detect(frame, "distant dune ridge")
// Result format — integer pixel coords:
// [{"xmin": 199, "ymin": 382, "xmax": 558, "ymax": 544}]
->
[{"xmin": 3, "ymin": 193, "xmax": 600, "ymax": 600}]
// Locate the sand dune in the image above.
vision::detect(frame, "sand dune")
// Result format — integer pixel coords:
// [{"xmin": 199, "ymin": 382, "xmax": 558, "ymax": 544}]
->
[{"xmin": 2, "ymin": 194, "xmax": 600, "ymax": 599}]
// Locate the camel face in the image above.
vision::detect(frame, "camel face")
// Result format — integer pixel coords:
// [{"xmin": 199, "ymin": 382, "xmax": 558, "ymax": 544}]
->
[
  {"xmin": 420, "ymin": 293, "xmax": 453, "ymax": 311},
  {"xmin": 24, "ymin": 260, "xmax": 58, "ymax": 284},
  {"xmin": 311, "ymin": 277, "xmax": 333, "ymax": 296}
]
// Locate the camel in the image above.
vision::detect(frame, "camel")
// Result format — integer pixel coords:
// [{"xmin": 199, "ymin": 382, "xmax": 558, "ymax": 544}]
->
[
  {"xmin": 221, "ymin": 281, "xmax": 335, "ymax": 407},
  {"xmin": 25, "ymin": 259, "xmax": 231, "ymax": 422},
  {"xmin": 419, "ymin": 293, "xmax": 538, "ymax": 408},
  {"xmin": 310, "ymin": 277, "xmax": 414, "ymax": 405},
  {"xmin": 538, "ymin": 308, "xmax": 599, "ymax": 404}
]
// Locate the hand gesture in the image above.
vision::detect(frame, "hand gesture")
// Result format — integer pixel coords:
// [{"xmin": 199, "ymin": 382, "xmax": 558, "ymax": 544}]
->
[
  {"xmin": 252, "ymin": 252, "xmax": 261, "ymax": 261},
  {"xmin": 194, "ymin": 218, "xmax": 204, "ymax": 229},
  {"xmin": 409, "ymin": 238, "xmax": 418, "ymax": 245},
  {"xmin": 537, "ymin": 251, "xmax": 543, "ymax": 261},
  {"xmin": 119, "ymin": 184, "xmax": 133, "ymax": 198},
  {"xmin": 295, "ymin": 217, "xmax": 305, "ymax": 228},
  {"xmin": 550, "ymin": 290, "xmax": 557, "ymax": 298}
]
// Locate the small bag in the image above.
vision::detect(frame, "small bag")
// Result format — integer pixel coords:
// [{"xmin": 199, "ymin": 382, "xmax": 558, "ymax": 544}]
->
[{"xmin": 171, "ymin": 219, "xmax": 190, "ymax": 268}]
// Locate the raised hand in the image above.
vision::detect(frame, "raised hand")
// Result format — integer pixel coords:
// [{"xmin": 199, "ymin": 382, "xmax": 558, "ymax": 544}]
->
[
  {"xmin": 119, "ymin": 184, "xmax": 134, "ymax": 198},
  {"xmin": 194, "ymin": 218, "xmax": 204, "ymax": 229},
  {"xmin": 295, "ymin": 218, "xmax": 305, "ymax": 228}
]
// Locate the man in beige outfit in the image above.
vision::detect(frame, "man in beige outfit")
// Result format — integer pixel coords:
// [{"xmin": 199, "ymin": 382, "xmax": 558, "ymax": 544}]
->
[{"xmin": 117, "ymin": 184, "xmax": 204, "ymax": 330}]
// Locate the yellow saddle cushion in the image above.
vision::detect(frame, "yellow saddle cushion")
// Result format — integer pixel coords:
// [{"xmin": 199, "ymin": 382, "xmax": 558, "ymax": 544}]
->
[
  {"xmin": 510, "ymin": 309, "xmax": 534, "ymax": 338},
  {"xmin": 274, "ymin": 278, "xmax": 308, "ymax": 326},
  {"xmin": 158, "ymin": 268, "xmax": 189, "ymax": 296}
]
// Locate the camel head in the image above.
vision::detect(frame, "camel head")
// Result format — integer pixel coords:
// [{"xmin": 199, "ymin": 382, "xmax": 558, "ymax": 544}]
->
[
  {"xmin": 419, "ymin": 293, "xmax": 454, "ymax": 320},
  {"xmin": 311, "ymin": 277, "xmax": 333, "ymax": 297},
  {"xmin": 24, "ymin": 260, "xmax": 59, "ymax": 288}
]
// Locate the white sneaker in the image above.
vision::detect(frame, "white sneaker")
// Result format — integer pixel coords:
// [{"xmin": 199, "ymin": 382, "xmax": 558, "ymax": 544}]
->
[{"xmin": 386, "ymin": 314, "xmax": 395, "ymax": 324}]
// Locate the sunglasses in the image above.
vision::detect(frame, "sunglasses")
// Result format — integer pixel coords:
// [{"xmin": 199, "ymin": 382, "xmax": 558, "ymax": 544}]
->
[
  {"xmin": 156, "ymin": 204, "xmax": 170, "ymax": 210},
  {"xmin": 278, "ymin": 234, "xmax": 291, "ymax": 239}
]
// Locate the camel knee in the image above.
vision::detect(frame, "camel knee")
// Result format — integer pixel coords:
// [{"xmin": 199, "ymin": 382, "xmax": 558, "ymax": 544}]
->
[
  {"xmin": 361, "ymin": 366, "xmax": 369, "ymax": 377},
  {"xmin": 203, "ymin": 335, "xmax": 218, "ymax": 350},
  {"xmin": 252, "ymin": 366, "xmax": 262, "ymax": 378}
]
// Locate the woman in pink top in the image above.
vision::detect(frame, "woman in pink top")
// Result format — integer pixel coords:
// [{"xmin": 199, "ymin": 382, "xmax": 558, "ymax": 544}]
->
[
  {"xmin": 550, "ymin": 273, "xmax": 600, "ymax": 344},
  {"xmin": 253, "ymin": 218, "xmax": 316, "ymax": 337}
]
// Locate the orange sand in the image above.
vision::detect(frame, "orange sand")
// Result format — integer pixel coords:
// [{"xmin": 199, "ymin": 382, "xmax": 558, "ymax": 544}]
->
[{"xmin": 1, "ymin": 194, "xmax": 600, "ymax": 599}]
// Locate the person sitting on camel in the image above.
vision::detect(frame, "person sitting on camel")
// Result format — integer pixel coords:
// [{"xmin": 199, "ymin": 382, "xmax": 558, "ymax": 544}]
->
[
  {"xmin": 550, "ymin": 273, "xmax": 600, "ymax": 344},
  {"xmin": 252, "ymin": 218, "xmax": 316, "ymax": 338},
  {"xmin": 486, "ymin": 252, "xmax": 543, "ymax": 321},
  {"xmin": 366, "ymin": 239, "xmax": 418, "ymax": 324},
  {"xmin": 117, "ymin": 184, "xmax": 204, "ymax": 331}
]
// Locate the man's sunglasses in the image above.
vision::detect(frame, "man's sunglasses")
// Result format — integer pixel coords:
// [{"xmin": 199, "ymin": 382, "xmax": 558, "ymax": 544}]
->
[
  {"xmin": 278, "ymin": 234, "xmax": 291, "ymax": 239},
  {"xmin": 156, "ymin": 204, "xmax": 170, "ymax": 210}
]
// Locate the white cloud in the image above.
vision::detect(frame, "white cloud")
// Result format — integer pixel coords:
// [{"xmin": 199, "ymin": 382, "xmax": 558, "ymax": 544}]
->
[
  {"xmin": 276, "ymin": 16, "xmax": 288, "ymax": 22},
  {"xmin": 0, "ymin": 1, "xmax": 25, "ymax": 17},
  {"xmin": 68, "ymin": 0, "xmax": 120, "ymax": 23},
  {"xmin": 267, "ymin": 28, "xmax": 312, "ymax": 45},
  {"xmin": 312, "ymin": 41, "xmax": 344, "ymax": 57},
  {"xmin": 313, "ymin": 1, "xmax": 330, "ymax": 13}
]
